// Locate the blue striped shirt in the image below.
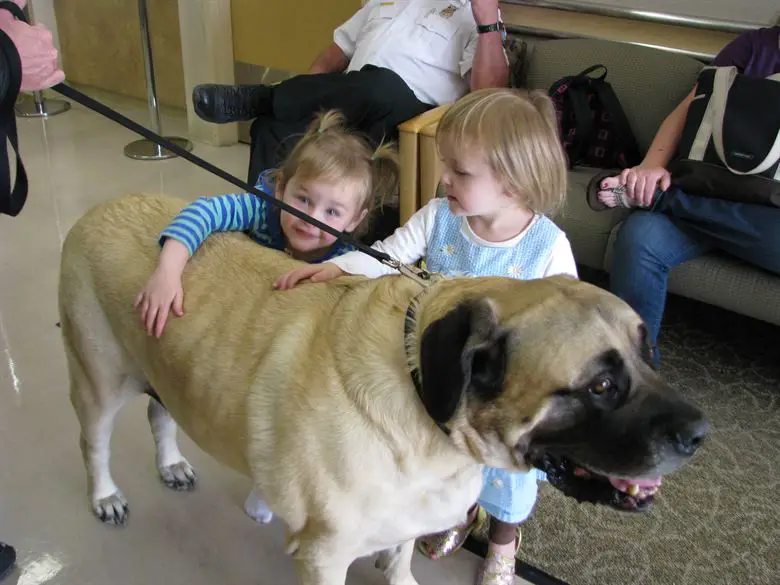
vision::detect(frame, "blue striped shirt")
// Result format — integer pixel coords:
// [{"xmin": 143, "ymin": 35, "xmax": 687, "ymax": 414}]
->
[{"xmin": 159, "ymin": 169, "xmax": 356, "ymax": 262}]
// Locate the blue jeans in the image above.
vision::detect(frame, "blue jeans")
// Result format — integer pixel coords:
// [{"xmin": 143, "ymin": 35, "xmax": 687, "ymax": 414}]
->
[{"xmin": 610, "ymin": 187, "xmax": 780, "ymax": 365}]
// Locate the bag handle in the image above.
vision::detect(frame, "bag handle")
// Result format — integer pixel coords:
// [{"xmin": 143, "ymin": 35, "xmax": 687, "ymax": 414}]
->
[
  {"xmin": 711, "ymin": 66, "xmax": 780, "ymax": 176},
  {"xmin": 575, "ymin": 64, "xmax": 607, "ymax": 81}
]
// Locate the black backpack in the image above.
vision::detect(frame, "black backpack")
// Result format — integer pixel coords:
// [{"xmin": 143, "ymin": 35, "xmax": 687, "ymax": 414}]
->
[{"xmin": 549, "ymin": 64, "xmax": 641, "ymax": 170}]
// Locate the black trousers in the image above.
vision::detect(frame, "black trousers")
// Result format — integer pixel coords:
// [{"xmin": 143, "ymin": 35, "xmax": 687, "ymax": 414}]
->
[{"xmin": 247, "ymin": 65, "xmax": 433, "ymax": 242}]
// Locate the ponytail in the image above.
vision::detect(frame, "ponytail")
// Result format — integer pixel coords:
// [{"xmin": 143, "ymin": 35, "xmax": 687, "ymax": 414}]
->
[{"xmin": 368, "ymin": 140, "xmax": 400, "ymax": 210}]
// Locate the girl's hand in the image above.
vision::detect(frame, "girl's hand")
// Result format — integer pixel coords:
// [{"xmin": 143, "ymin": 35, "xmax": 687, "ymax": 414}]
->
[
  {"xmin": 133, "ymin": 239, "xmax": 190, "ymax": 338},
  {"xmin": 134, "ymin": 267, "xmax": 185, "ymax": 338},
  {"xmin": 274, "ymin": 263, "xmax": 346, "ymax": 290}
]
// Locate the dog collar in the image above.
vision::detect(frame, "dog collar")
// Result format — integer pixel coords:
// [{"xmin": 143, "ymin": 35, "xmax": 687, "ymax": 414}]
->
[{"xmin": 404, "ymin": 302, "xmax": 451, "ymax": 437}]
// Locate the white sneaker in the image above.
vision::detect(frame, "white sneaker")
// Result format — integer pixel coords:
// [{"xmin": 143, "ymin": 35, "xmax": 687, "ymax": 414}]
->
[{"xmin": 244, "ymin": 489, "xmax": 274, "ymax": 523}]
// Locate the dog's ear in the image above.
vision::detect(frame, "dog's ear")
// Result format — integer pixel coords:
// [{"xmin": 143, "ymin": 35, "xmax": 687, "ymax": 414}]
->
[{"xmin": 418, "ymin": 298, "xmax": 509, "ymax": 423}]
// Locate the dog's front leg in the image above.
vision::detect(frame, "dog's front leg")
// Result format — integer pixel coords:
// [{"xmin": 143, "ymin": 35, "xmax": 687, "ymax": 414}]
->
[
  {"xmin": 290, "ymin": 538, "xmax": 352, "ymax": 585},
  {"xmin": 375, "ymin": 540, "xmax": 419, "ymax": 585}
]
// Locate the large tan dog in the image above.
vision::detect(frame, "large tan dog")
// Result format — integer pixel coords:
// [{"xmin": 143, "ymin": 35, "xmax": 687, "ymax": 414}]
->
[{"xmin": 59, "ymin": 194, "xmax": 707, "ymax": 585}]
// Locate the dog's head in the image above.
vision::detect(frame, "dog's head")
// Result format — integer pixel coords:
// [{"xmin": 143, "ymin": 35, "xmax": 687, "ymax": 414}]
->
[{"xmin": 409, "ymin": 275, "xmax": 708, "ymax": 512}]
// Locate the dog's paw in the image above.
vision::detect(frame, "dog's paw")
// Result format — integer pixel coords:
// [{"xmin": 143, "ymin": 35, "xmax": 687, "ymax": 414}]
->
[
  {"xmin": 92, "ymin": 492, "xmax": 128, "ymax": 525},
  {"xmin": 159, "ymin": 461, "xmax": 197, "ymax": 491}
]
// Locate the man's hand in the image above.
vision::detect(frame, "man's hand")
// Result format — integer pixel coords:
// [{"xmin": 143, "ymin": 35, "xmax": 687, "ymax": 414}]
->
[
  {"xmin": 274, "ymin": 263, "xmax": 346, "ymax": 290},
  {"xmin": 470, "ymin": 0, "xmax": 500, "ymax": 25}
]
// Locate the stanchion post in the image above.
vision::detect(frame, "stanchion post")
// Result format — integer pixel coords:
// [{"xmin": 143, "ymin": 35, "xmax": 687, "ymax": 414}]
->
[
  {"xmin": 124, "ymin": 0, "xmax": 193, "ymax": 160},
  {"xmin": 14, "ymin": 1, "xmax": 71, "ymax": 118}
]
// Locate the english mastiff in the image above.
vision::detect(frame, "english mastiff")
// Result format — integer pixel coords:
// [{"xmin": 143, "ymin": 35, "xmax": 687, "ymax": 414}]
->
[{"xmin": 58, "ymin": 194, "xmax": 708, "ymax": 585}]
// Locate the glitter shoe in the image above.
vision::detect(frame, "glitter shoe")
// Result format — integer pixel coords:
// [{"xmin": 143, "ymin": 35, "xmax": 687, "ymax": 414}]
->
[
  {"xmin": 476, "ymin": 530, "xmax": 521, "ymax": 585},
  {"xmin": 417, "ymin": 506, "xmax": 487, "ymax": 560}
]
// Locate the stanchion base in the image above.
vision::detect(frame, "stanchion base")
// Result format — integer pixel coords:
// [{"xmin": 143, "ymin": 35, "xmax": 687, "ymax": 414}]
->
[
  {"xmin": 15, "ymin": 98, "xmax": 71, "ymax": 118},
  {"xmin": 124, "ymin": 137, "xmax": 193, "ymax": 160}
]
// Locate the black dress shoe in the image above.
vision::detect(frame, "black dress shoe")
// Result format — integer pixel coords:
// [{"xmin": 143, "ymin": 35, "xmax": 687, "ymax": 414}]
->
[
  {"xmin": 192, "ymin": 84, "xmax": 272, "ymax": 124},
  {"xmin": 0, "ymin": 542, "xmax": 16, "ymax": 582}
]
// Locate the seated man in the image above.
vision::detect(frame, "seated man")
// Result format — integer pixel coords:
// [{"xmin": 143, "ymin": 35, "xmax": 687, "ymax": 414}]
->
[
  {"xmin": 586, "ymin": 25, "xmax": 780, "ymax": 367},
  {"xmin": 193, "ymin": 0, "xmax": 509, "ymax": 185}
]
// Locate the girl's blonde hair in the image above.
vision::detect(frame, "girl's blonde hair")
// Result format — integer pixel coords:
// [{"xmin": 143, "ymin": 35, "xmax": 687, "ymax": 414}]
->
[
  {"xmin": 276, "ymin": 110, "xmax": 399, "ymax": 235},
  {"xmin": 435, "ymin": 87, "xmax": 568, "ymax": 215}
]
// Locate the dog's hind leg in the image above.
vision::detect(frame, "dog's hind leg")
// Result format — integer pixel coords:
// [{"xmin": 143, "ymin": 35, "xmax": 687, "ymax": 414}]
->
[
  {"xmin": 61, "ymin": 301, "xmax": 146, "ymax": 526},
  {"xmin": 147, "ymin": 397, "xmax": 196, "ymax": 491},
  {"xmin": 68, "ymin": 357, "xmax": 142, "ymax": 526}
]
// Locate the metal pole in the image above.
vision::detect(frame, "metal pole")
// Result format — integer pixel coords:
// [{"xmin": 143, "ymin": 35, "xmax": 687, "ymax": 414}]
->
[
  {"xmin": 124, "ymin": 0, "xmax": 193, "ymax": 160},
  {"xmin": 14, "ymin": 1, "xmax": 71, "ymax": 118}
]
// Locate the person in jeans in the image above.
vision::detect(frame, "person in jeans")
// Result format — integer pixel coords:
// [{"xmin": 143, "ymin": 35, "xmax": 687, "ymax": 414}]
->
[{"xmin": 587, "ymin": 25, "xmax": 780, "ymax": 366}]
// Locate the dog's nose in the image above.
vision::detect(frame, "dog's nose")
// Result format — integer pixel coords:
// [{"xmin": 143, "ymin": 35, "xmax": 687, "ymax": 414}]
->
[{"xmin": 668, "ymin": 412, "xmax": 709, "ymax": 456}]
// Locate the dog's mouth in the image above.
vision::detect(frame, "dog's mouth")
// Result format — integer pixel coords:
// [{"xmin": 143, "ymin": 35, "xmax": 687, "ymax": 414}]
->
[{"xmin": 530, "ymin": 453, "xmax": 662, "ymax": 512}]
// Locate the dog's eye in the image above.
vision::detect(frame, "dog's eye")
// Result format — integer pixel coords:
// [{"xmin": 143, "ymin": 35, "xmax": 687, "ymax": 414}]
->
[{"xmin": 589, "ymin": 378, "xmax": 614, "ymax": 395}]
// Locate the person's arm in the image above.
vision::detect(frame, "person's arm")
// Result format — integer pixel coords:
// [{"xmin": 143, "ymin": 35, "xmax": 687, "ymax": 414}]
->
[
  {"xmin": 159, "ymin": 193, "xmax": 267, "ymax": 257},
  {"xmin": 614, "ymin": 87, "xmax": 696, "ymax": 205},
  {"xmin": 327, "ymin": 0, "xmax": 375, "ymax": 72},
  {"xmin": 135, "ymin": 192, "xmax": 269, "ymax": 337},
  {"xmin": 542, "ymin": 233, "xmax": 579, "ymax": 279},
  {"xmin": 640, "ymin": 88, "xmax": 697, "ymax": 169},
  {"xmin": 308, "ymin": 43, "xmax": 350, "ymax": 74},
  {"xmin": 463, "ymin": 0, "xmax": 509, "ymax": 90}
]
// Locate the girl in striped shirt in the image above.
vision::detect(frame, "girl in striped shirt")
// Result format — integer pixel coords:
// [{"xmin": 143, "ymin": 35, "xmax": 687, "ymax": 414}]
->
[{"xmin": 135, "ymin": 109, "xmax": 399, "ymax": 338}]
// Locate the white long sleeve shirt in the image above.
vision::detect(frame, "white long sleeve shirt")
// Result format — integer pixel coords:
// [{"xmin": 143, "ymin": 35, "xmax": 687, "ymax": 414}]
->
[{"xmin": 331, "ymin": 198, "xmax": 578, "ymax": 280}]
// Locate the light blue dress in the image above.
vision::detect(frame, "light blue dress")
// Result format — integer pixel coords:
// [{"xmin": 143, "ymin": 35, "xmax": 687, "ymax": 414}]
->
[{"xmin": 425, "ymin": 199, "xmax": 558, "ymax": 524}]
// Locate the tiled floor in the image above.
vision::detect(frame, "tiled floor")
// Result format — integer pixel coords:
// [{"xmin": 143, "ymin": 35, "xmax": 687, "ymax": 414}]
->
[{"xmin": 0, "ymin": 90, "xmax": 534, "ymax": 585}]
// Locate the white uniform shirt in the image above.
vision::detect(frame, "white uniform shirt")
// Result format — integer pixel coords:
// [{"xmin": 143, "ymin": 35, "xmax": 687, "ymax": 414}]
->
[{"xmin": 334, "ymin": 0, "xmax": 498, "ymax": 106}]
